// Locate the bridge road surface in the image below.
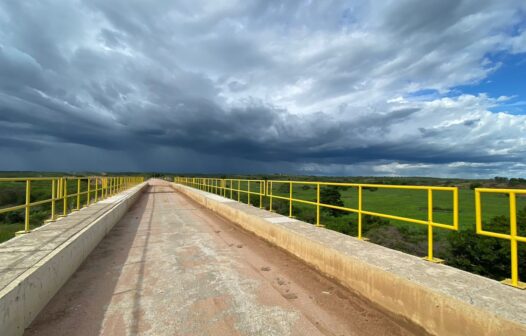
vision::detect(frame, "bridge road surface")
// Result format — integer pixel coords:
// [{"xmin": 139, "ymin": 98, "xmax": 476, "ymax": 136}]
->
[{"xmin": 25, "ymin": 180, "xmax": 421, "ymax": 336}]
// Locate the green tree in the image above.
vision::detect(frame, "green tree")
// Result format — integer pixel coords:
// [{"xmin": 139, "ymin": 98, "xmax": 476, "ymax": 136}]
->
[
  {"xmin": 469, "ymin": 182, "xmax": 482, "ymax": 190},
  {"xmin": 320, "ymin": 186, "xmax": 344, "ymax": 217},
  {"xmin": 494, "ymin": 176, "xmax": 508, "ymax": 183}
]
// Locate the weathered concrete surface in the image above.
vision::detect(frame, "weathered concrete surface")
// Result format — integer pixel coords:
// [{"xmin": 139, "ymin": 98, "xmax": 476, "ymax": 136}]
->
[
  {"xmin": 25, "ymin": 180, "xmax": 421, "ymax": 336},
  {"xmin": 174, "ymin": 183, "xmax": 526, "ymax": 336},
  {"xmin": 0, "ymin": 182, "xmax": 147, "ymax": 336}
]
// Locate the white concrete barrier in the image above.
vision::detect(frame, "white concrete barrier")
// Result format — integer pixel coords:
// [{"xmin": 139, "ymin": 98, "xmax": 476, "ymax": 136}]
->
[{"xmin": 0, "ymin": 182, "xmax": 148, "ymax": 336}]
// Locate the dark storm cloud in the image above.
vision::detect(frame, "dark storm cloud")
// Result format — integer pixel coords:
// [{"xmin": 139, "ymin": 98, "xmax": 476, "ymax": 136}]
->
[{"xmin": 0, "ymin": 0, "xmax": 525, "ymax": 176}]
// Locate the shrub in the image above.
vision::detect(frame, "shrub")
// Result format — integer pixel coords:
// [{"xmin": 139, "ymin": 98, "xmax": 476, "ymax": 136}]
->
[{"xmin": 320, "ymin": 186, "xmax": 344, "ymax": 217}]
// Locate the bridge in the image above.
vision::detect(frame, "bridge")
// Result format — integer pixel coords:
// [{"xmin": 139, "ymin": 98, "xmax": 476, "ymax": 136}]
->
[{"xmin": 0, "ymin": 177, "xmax": 525, "ymax": 335}]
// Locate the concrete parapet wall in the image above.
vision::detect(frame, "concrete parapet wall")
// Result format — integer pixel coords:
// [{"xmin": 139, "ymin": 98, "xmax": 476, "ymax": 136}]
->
[
  {"xmin": 0, "ymin": 182, "xmax": 148, "ymax": 336},
  {"xmin": 174, "ymin": 183, "xmax": 526, "ymax": 336}
]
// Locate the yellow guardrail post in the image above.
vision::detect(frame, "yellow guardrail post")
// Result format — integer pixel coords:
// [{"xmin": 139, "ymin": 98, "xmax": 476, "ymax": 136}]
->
[
  {"xmin": 358, "ymin": 185, "xmax": 363, "ymax": 239},
  {"xmin": 24, "ymin": 179, "xmax": 31, "ymax": 233},
  {"xmin": 247, "ymin": 181, "xmax": 251, "ymax": 205},
  {"xmin": 427, "ymin": 189, "xmax": 435, "ymax": 262},
  {"xmin": 76, "ymin": 179, "xmax": 81, "ymax": 211},
  {"xmin": 238, "ymin": 180, "xmax": 241, "ymax": 201},
  {"xmin": 57, "ymin": 178, "xmax": 62, "ymax": 211},
  {"xmin": 269, "ymin": 181, "xmax": 273, "ymax": 211},
  {"xmin": 95, "ymin": 178, "xmax": 98, "ymax": 203},
  {"xmin": 50, "ymin": 179, "xmax": 56, "ymax": 221},
  {"xmin": 259, "ymin": 181, "xmax": 264, "ymax": 209},
  {"xmin": 316, "ymin": 182, "xmax": 321, "ymax": 227},
  {"xmin": 289, "ymin": 181, "xmax": 293, "ymax": 218},
  {"xmin": 509, "ymin": 192, "xmax": 519, "ymax": 288},
  {"xmin": 230, "ymin": 180, "xmax": 233, "ymax": 199},
  {"xmin": 86, "ymin": 177, "xmax": 91, "ymax": 206},
  {"xmin": 424, "ymin": 188, "xmax": 443, "ymax": 263},
  {"xmin": 63, "ymin": 178, "xmax": 68, "ymax": 217}
]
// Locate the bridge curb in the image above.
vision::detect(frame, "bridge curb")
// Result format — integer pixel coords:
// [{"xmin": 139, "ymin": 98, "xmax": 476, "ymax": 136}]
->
[{"xmin": 174, "ymin": 183, "xmax": 526, "ymax": 336}]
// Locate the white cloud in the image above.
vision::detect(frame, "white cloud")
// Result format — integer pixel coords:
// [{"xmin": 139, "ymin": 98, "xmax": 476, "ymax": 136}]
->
[{"xmin": 0, "ymin": 0, "xmax": 525, "ymax": 177}]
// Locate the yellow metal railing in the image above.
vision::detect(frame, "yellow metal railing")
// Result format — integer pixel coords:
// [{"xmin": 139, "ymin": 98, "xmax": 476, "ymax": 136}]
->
[
  {"xmin": 0, "ymin": 176, "xmax": 143, "ymax": 235},
  {"xmin": 475, "ymin": 188, "xmax": 526, "ymax": 289},
  {"xmin": 176, "ymin": 177, "xmax": 526, "ymax": 289},
  {"xmin": 176, "ymin": 177, "xmax": 458, "ymax": 263},
  {"xmin": 178, "ymin": 177, "xmax": 266, "ymax": 208},
  {"xmin": 267, "ymin": 180, "xmax": 458, "ymax": 263}
]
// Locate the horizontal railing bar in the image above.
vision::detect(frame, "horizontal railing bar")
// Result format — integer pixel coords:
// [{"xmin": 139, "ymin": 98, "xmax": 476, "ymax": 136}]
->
[
  {"xmin": 0, "ymin": 204, "xmax": 27, "ymax": 213},
  {"xmin": 476, "ymin": 188, "xmax": 526, "ymax": 194},
  {"xmin": 269, "ymin": 180, "xmax": 457, "ymax": 191}
]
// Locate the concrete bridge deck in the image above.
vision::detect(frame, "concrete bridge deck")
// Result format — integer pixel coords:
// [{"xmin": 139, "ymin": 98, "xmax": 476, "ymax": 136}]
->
[{"xmin": 24, "ymin": 180, "xmax": 418, "ymax": 336}]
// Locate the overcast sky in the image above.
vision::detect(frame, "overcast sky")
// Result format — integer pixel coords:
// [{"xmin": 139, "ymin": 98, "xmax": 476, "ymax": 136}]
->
[{"xmin": 1, "ymin": 1, "xmax": 525, "ymax": 177}]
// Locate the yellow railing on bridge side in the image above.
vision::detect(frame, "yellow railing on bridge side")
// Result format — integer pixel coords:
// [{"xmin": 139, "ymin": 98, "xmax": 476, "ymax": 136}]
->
[
  {"xmin": 476, "ymin": 188, "xmax": 526, "ymax": 289},
  {"xmin": 0, "ymin": 176, "xmax": 143, "ymax": 235},
  {"xmin": 176, "ymin": 177, "xmax": 458, "ymax": 264},
  {"xmin": 267, "ymin": 180, "xmax": 458, "ymax": 264},
  {"xmin": 175, "ymin": 176, "xmax": 526, "ymax": 289},
  {"xmin": 185, "ymin": 177, "xmax": 266, "ymax": 208}
]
